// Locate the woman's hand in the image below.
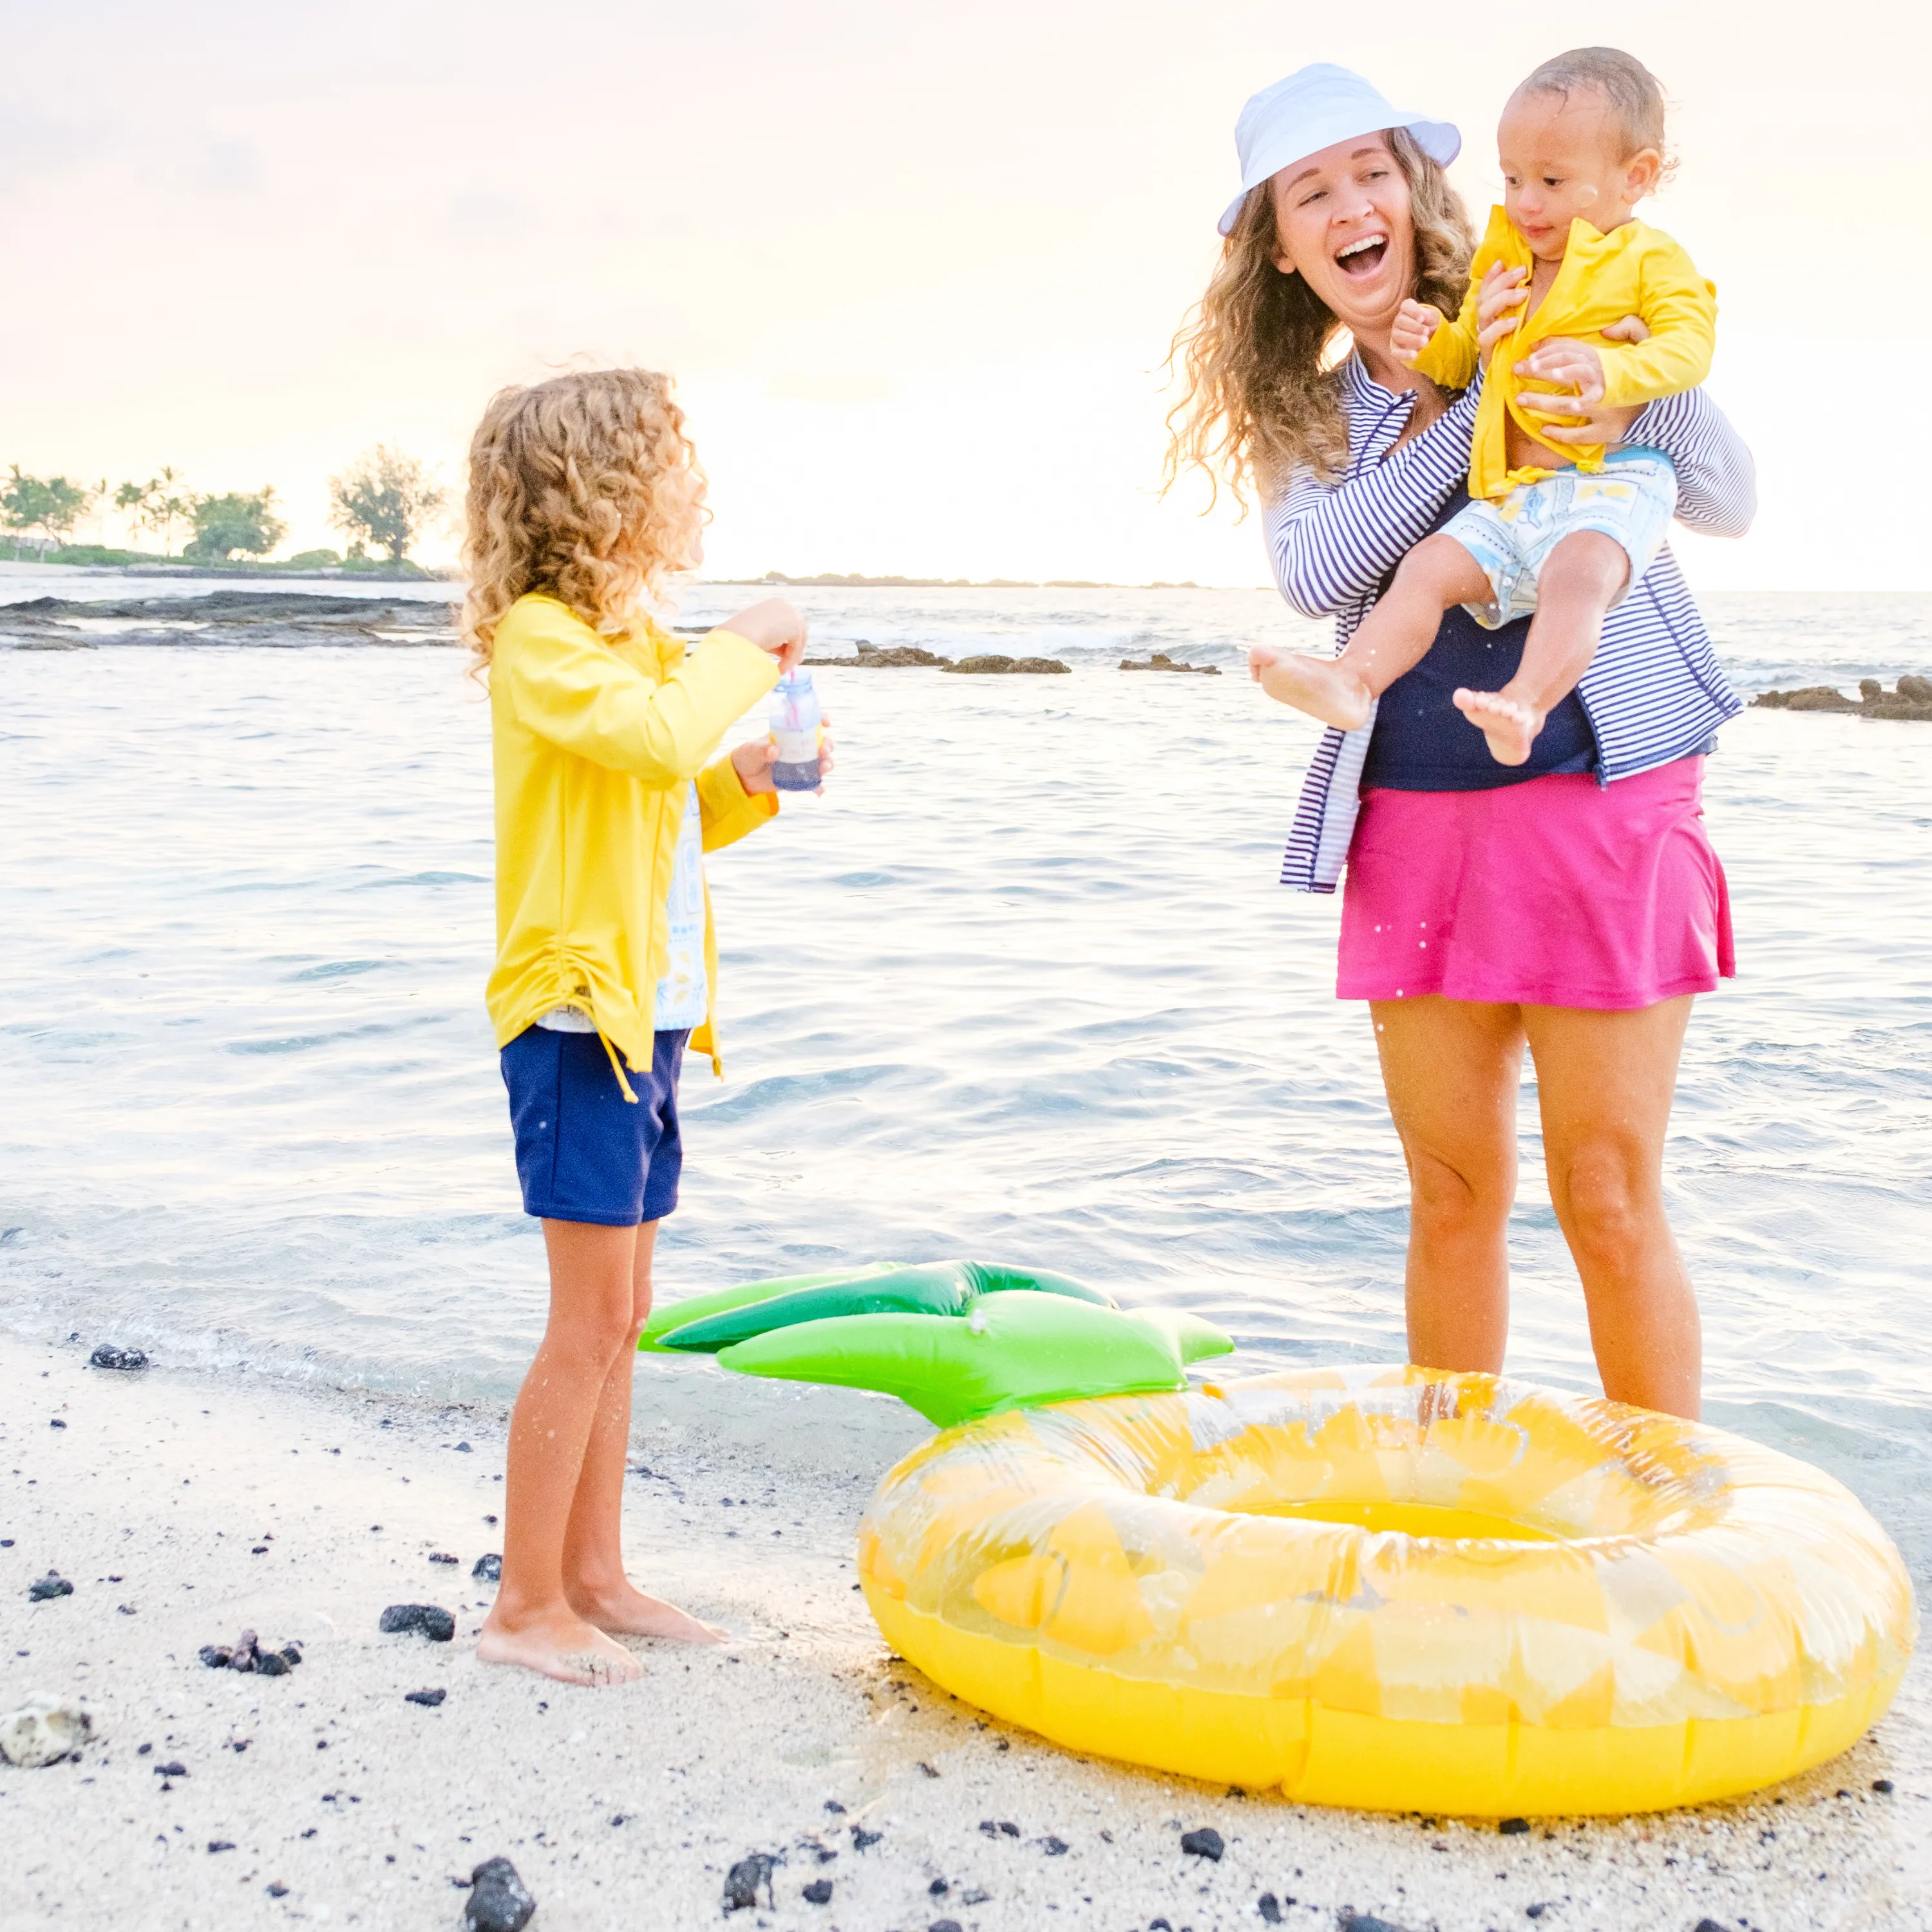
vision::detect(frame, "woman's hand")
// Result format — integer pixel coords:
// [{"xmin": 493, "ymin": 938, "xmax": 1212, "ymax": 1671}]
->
[
  {"xmin": 722, "ymin": 598, "xmax": 808, "ymax": 672},
  {"xmin": 1475, "ymin": 263, "xmax": 1528, "ymax": 369},
  {"xmin": 732, "ymin": 721, "xmax": 836, "ymax": 796},
  {"xmin": 1522, "ymin": 321, "xmax": 1646, "ymax": 448},
  {"xmin": 1515, "ymin": 318, "xmax": 1647, "ymax": 448}
]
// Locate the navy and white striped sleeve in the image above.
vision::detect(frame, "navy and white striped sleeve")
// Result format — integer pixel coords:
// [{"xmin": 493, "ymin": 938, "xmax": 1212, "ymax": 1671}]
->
[
  {"xmin": 1628, "ymin": 390, "xmax": 1756, "ymax": 539},
  {"xmin": 1260, "ymin": 386, "xmax": 1482, "ymax": 619}
]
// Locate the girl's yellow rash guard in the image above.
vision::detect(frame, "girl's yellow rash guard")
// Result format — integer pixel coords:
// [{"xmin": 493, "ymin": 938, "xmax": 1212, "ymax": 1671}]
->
[
  {"xmin": 486, "ymin": 592, "xmax": 781, "ymax": 1095},
  {"xmin": 1412, "ymin": 206, "xmax": 1716, "ymax": 500}
]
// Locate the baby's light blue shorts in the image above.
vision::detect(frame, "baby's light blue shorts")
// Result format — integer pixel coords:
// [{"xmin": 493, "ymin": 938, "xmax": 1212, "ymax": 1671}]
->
[{"xmin": 1445, "ymin": 448, "xmax": 1677, "ymax": 631}]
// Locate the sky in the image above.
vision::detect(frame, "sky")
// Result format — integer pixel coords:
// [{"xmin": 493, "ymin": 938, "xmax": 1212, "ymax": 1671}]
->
[{"xmin": 3, "ymin": 0, "xmax": 1927, "ymax": 591}]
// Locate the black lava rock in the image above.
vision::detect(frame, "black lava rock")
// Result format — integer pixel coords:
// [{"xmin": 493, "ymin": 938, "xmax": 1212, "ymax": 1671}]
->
[
  {"xmin": 930, "ymin": 1921, "xmax": 963, "ymax": 1932},
  {"xmin": 472, "ymin": 1553, "xmax": 503, "ymax": 1583},
  {"xmin": 405, "ymin": 1688, "xmax": 448, "ymax": 1708},
  {"xmin": 1873, "ymin": 1778, "xmax": 1895, "ymax": 1794},
  {"xmin": 464, "ymin": 1857, "xmax": 536, "ymax": 1932},
  {"xmin": 1691, "ymin": 1921, "xmax": 1733, "ymax": 1932},
  {"xmin": 1043, "ymin": 1836, "xmax": 1069, "ymax": 1855},
  {"xmin": 1180, "ymin": 1827, "xmax": 1224, "ymax": 1861},
  {"xmin": 1340, "ymin": 1918, "xmax": 1409, "ymax": 1932},
  {"xmin": 155, "ymin": 1761, "xmax": 188, "ymax": 1778},
  {"xmin": 379, "ymin": 1603, "xmax": 455, "ymax": 1642},
  {"xmin": 256, "ymin": 1651, "xmax": 289, "ymax": 1677},
  {"xmin": 851, "ymin": 1826, "xmax": 882, "ymax": 1852},
  {"xmin": 1499, "ymin": 1816, "xmax": 1530, "ymax": 1834},
  {"xmin": 723, "ymin": 1853, "xmax": 779, "ymax": 1911},
  {"xmin": 200, "ymin": 1645, "xmax": 232, "ymax": 1669},
  {"xmin": 208, "ymin": 1840, "xmax": 235, "ymax": 1853},
  {"xmin": 929, "ymin": 1877, "xmax": 949, "ymax": 1895},
  {"xmin": 89, "ymin": 1343, "xmax": 149, "ymax": 1371},
  {"xmin": 27, "ymin": 1573, "xmax": 73, "ymax": 1601},
  {"xmin": 802, "ymin": 1878, "xmax": 833, "ymax": 1905},
  {"xmin": 430, "ymin": 1552, "xmax": 459, "ymax": 1566},
  {"xmin": 1258, "ymin": 1895, "xmax": 1283, "ymax": 1924}
]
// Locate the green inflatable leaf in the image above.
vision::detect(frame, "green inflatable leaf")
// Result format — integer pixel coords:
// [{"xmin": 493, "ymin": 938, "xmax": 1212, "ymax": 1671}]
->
[
  {"xmin": 712, "ymin": 1290, "xmax": 1233, "ymax": 1428},
  {"xmin": 646, "ymin": 1260, "xmax": 1113, "ymax": 1354}
]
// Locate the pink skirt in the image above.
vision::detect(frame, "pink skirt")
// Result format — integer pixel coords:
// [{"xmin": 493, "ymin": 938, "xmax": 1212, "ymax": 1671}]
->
[{"xmin": 1337, "ymin": 757, "xmax": 1734, "ymax": 1010}]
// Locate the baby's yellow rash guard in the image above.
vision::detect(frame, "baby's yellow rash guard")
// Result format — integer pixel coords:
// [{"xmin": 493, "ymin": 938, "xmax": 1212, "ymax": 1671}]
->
[
  {"xmin": 486, "ymin": 592, "xmax": 782, "ymax": 1095},
  {"xmin": 1412, "ymin": 205, "xmax": 1716, "ymax": 500}
]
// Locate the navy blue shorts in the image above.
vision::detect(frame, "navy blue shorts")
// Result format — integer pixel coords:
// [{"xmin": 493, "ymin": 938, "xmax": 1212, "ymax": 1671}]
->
[{"xmin": 499, "ymin": 1026, "xmax": 688, "ymax": 1227}]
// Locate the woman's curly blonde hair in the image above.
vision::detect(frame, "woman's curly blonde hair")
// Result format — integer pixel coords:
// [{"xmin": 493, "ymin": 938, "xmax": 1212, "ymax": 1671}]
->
[
  {"xmin": 1164, "ymin": 128, "xmax": 1474, "ymax": 509},
  {"xmin": 462, "ymin": 366, "xmax": 706, "ymax": 666}
]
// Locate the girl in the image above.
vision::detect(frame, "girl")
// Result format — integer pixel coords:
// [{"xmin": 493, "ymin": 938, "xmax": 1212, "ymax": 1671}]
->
[{"xmin": 463, "ymin": 367, "xmax": 820, "ymax": 1686}]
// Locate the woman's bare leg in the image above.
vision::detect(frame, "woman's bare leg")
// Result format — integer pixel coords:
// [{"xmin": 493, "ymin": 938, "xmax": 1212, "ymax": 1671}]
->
[
  {"xmin": 1522, "ymin": 996, "xmax": 1701, "ymax": 1417},
  {"xmin": 562, "ymin": 1220, "xmax": 723, "ymax": 1643},
  {"xmin": 1370, "ymin": 995, "xmax": 1526, "ymax": 1372},
  {"xmin": 478, "ymin": 1218, "xmax": 646, "ymax": 1685},
  {"xmin": 1254, "ymin": 535, "xmax": 1490, "ymax": 730}
]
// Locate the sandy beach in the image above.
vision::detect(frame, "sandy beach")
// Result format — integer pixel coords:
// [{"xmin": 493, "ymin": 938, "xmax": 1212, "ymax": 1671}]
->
[{"xmin": 2, "ymin": 1329, "xmax": 1925, "ymax": 1932}]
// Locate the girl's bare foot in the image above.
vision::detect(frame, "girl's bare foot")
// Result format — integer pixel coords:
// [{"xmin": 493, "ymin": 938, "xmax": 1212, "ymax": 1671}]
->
[
  {"xmin": 477, "ymin": 1607, "xmax": 644, "ymax": 1686},
  {"xmin": 570, "ymin": 1579, "xmax": 726, "ymax": 1643},
  {"xmin": 1249, "ymin": 646, "xmax": 1376, "ymax": 730},
  {"xmin": 1454, "ymin": 687, "xmax": 1540, "ymax": 765}
]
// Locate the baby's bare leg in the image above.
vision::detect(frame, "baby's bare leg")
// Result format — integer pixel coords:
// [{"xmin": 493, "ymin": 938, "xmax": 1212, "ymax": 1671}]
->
[
  {"xmin": 1454, "ymin": 529, "xmax": 1629, "ymax": 766},
  {"xmin": 1253, "ymin": 535, "xmax": 1489, "ymax": 730}
]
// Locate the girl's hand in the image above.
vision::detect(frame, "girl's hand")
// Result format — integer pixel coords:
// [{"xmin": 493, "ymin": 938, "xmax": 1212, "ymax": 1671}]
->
[
  {"xmin": 723, "ymin": 598, "xmax": 808, "ymax": 672},
  {"xmin": 1475, "ymin": 263, "xmax": 1528, "ymax": 368},
  {"xmin": 1391, "ymin": 299, "xmax": 1441, "ymax": 367},
  {"xmin": 732, "ymin": 721, "xmax": 835, "ymax": 796}
]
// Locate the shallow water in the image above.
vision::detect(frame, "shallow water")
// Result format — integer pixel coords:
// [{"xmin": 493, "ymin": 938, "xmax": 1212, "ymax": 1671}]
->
[{"xmin": 3, "ymin": 574, "xmax": 1928, "ymax": 1582}]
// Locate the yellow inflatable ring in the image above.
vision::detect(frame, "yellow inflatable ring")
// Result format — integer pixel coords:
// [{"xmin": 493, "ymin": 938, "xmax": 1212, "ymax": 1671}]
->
[{"xmin": 857, "ymin": 1366, "xmax": 1915, "ymax": 1815}]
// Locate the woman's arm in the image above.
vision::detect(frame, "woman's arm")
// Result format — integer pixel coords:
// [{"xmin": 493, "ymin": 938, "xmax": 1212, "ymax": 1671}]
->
[
  {"xmin": 1624, "ymin": 388, "xmax": 1757, "ymax": 538},
  {"xmin": 1263, "ymin": 383, "xmax": 1481, "ymax": 618}
]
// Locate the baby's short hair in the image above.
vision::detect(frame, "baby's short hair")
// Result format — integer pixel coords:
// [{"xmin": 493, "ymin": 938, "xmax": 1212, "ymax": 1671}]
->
[{"xmin": 1519, "ymin": 47, "xmax": 1670, "ymax": 169}]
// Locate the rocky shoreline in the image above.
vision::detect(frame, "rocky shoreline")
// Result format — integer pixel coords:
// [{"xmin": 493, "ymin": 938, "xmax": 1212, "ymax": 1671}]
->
[
  {"xmin": 1752, "ymin": 675, "xmax": 1932, "ymax": 720},
  {"xmin": 1, "ymin": 591, "xmax": 460, "ymax": 651}
]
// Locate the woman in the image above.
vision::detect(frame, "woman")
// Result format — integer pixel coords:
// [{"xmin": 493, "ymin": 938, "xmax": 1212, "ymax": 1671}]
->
[{"xmin": 1170, "ymin": 66, "xmax": 1755, "ymax": 1419}]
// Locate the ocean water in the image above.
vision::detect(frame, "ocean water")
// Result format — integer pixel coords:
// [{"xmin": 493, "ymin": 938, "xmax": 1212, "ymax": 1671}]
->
[{"xmin": 3, "ymin": 573, "xmax": 1929, "ymax": 1581}]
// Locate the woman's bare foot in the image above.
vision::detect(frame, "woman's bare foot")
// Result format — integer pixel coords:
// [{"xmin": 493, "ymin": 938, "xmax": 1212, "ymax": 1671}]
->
[
  {"xmin": 477, "ymin": 1606, "xmax": 644, "ymax": 1686},
  {"xmin": 1454, "ymin": 687, "xmax": 1540, "ymax": 766},
  {"xmin": 1249, "ymin": 646, "xmax": 1376, "ymax": 730},
  {"xmin": 569, "ymin": 1579, "xmax": 726, "ymax": 1643}
]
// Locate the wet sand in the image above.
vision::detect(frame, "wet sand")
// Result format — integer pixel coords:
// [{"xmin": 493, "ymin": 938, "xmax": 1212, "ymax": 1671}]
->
[{"xmin": 1, "ymin": 1331, "xmax": 1926, "ymax": 1931}]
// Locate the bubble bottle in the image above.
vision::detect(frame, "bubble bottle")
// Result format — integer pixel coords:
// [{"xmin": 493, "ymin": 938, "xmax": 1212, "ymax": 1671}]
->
[{"xmin": 768, "ymin": 668, "xmax": 824, "ymax": 791}]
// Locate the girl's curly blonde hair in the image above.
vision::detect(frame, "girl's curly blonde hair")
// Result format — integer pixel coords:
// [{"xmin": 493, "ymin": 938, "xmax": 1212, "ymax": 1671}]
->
[
  {"xmin": 1164, "ymin": 128, "xmax": 1474, "ymax": 510},
  {"xmin": 462, "ymin": 366, "xmax": 706, "ymax": 665}
]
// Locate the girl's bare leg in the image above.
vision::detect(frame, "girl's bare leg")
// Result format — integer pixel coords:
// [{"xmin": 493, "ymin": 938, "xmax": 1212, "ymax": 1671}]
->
[
  {"xmin": 1254, "ymin": 535, "xmax": 1490, "ymax": 730},
  {"xmin": 1370, "ymin": 995, "xmax": 1526, "ymax": 1372},
  {"xmin": 562, "ymin": 1220, "xmax": 723, "ymax": 1643},
  {"xmin": 1454, "ymin": 529, "xmax": 1628, "ymax": 766},
  {"xmin": 1522, "ymin": 996, "xmax": 1701, "ymax": 1417},
  {"xmin": 478, "ymin": 1218, "xmax": 647, "ymax": 1685}
]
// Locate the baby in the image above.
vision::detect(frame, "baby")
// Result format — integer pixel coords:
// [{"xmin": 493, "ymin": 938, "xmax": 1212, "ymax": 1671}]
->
[{"xmin": 1258, "ymin": 47, "xmax": 1716, "ymax": 764}]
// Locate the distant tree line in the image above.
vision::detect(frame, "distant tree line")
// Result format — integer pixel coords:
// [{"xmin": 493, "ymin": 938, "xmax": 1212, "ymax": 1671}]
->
[{"xmin": 1, "ymin": 446, "xmax": 448, "ymax": 568}]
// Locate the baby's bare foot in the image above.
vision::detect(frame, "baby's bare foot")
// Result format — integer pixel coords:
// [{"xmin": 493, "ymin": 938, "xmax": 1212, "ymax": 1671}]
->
[
  {"xmin": 1454, "ymin": 687, "xmax": 1540, "ymax": 766},
  {"xmin": 477, "ymin": 1607, "xmax": 644, "ymax": 1686},
  {"xmin": 571, "ymin": 1580, "xmax": 726, "ymax": 1644},
  {"xmin": 1249, "ymin": 647, "xmax": 1375, "ymax": 730}
]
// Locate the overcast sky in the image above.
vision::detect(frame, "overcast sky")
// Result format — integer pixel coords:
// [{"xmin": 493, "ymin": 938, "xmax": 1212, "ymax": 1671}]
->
[{"xmin": 3, "ymin": 0, "xmax": 1926, "ymax": 589}]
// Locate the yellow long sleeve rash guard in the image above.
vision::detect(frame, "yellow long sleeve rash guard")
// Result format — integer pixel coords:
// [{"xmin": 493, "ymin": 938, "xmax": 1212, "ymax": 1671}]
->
[
  {"xmin": 1412, "ymin": 205, "xmax": 1717, "ymax": 500},
  {"xmin": 485, "ymin": 592, "xmax": 782, "ymax": 1094}
]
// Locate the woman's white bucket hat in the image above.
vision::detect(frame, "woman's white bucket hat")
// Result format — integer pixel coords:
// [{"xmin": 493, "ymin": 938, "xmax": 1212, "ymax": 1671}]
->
[{"xmin": 1218, "ymin": 64, "xmax": 1459, "ymax": 235}]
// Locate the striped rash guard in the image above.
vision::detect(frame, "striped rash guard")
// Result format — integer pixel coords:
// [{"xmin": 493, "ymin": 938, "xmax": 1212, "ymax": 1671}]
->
[{"xmin": 1266, "ymin": 357, "xmax": 1754, "ymax": 894}]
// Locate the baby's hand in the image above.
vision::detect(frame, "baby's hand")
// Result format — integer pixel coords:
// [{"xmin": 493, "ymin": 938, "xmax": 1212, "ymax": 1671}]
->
[
  {"xmin": 1475, "ymin": 263, "xmax": 1529, "ymax": 368},
  {"xmin": 1600, "ymin": 313, "xmax": 1651, "ymax": 345},
  {"xmin": 723, "ymin": 597, "xmax": 808, "ymax": 671},
  {"xmin": 1391, "ymin": 300, "xmax": 1441, "ymax": 366},
  {"xmin": 1515, "ymin": 337, "xmax": 1605, "ymax": 409}
]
